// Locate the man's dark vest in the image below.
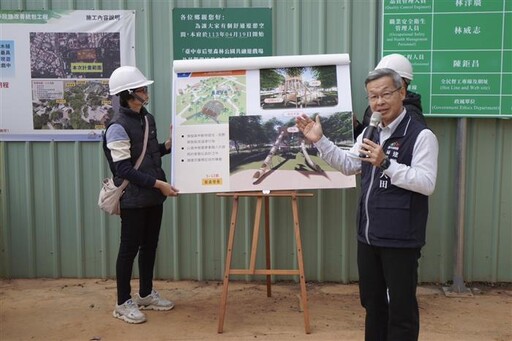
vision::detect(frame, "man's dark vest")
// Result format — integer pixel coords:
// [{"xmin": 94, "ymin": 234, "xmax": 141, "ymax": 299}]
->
[
  {"xmin": 103, "ymin": 106, "xmax": 166, "ymax": 208},
  {"xmin": 357, "ymin": 112, "xmax": 429, "ymax": 248}
]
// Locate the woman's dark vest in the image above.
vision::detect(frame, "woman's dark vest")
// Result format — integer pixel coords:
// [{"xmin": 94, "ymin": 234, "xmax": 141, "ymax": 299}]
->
[
  {"xmin": 358, "ymin": 113, "xmax": 429, "ymax": 248},
  {"xmin": 103, "ymin": 106, "xmax": 167, "ymax": 208}
]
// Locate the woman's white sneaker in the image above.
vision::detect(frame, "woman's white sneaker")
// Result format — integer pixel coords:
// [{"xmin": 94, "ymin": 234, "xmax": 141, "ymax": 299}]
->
[
  {"xmin": 133, "ymin": 289, "xmax": 175, "ymax": 311},
  {"xmin": 113, "ymin": 299, "xmax": 146, "ymax": 324}
]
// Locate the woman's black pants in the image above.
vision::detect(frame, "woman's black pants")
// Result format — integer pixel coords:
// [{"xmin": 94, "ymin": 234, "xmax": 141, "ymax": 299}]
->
[{"xmin": 116, "ymin": 204, "xmax": 163, "ymax": 305}]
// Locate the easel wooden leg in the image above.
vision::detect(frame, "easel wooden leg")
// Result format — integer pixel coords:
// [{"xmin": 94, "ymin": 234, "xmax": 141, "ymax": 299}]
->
[
  {"xmin": 264, "ymin": 196, "xmax": 272, "ymax": 297},
  {"xmin": 216, "ymin": 191, "xmax": 313, "ymax": 334},
  {"xmin": 217, "ymin": 195, "xmax": 239, "ymax": 333},
  {"xmin": 249, "ymin": 197, "xmax": 263, "ymax": 272},
  {"xmin": 291, "ymin": 195, "xmax": 311, "ymax": 334}
]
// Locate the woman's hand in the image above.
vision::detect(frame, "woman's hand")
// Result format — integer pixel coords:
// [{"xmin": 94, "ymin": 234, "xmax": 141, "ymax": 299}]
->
[
  {"xmin": 164, "ymin": 124, "xmax": 172, "ymax": 151},
  {"xmin": 154, "ymin": 180, "xmax": 179, "ymax": 196}
]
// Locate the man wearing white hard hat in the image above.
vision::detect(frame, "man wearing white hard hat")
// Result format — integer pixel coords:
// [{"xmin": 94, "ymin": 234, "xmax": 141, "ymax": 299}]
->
[
  {"xmin": 103, "ymin": 65, "xmax": 179, "ymax": 324},
  {"xmin": 354, "ymin": 54, "xmax": 426, "ymax": 137}
]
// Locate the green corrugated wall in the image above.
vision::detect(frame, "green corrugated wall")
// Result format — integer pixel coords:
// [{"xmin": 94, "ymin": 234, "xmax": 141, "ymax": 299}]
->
[{"xmin": 1, "ymin": 0, "xmax": 511, "ymax": 283}]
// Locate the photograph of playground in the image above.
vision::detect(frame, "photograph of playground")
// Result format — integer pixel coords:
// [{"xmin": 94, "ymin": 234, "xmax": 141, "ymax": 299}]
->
[
  {"xmin": 30, "ymin": 32, "xmax": 120, "ymax": 79},
  {"xmin": 175, "ymin": 71, "xmax": 247, "ymax": 125},
  {"xmin": 260, "ymin": 65, "xmax": 338, "ymax": 109},
  {"xmin": 228, "ymin": 111, "xmax": 355, "ymax": 191}
]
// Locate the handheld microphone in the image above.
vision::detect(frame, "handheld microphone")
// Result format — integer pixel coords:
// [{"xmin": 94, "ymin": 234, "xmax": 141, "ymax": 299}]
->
[{"xmin": 359, "ymin": 112, "xmax": 381, "ymax": 158}]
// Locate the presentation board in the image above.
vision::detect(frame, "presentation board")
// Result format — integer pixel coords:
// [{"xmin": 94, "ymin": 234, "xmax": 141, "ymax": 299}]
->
[
  {"xmin": 0, "ymin": 10, "xmax": 136, "ymax": 141},
  {"xmin": 171, "ymin": 54, "xmax": 356, "ymax": 194}
]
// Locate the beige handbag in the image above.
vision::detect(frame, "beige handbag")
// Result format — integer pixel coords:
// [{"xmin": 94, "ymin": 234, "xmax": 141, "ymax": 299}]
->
[{"xmin": 98, "ymin": 116, "xmax": 149, "ymax": 215}]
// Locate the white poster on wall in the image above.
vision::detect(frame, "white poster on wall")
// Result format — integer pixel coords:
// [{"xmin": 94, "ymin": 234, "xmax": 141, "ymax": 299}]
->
[
  {"xmin": 171, "ymin": 54, "xmax": 356, "ymax": 194},
  {"xmin": 0, "ymin": 10, "xmax": 135, "ymax": 141}
]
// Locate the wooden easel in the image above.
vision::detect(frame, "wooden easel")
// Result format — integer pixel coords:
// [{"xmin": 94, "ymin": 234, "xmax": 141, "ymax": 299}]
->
[{"xmin": 216, "ymin": 191, "xmax": 313, "ymax": 334}]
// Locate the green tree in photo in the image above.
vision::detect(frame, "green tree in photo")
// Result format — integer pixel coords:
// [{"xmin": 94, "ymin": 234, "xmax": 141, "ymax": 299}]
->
[
  {"xmin": 262, "ymin": 117, "xmax": 281, "ymax": 143},
  {"xmin": 322, "ymin": 112, "xmax": 352, "ymax": 143},
  {"xmin": 311, "ymin": 66, "xmax": 337, "ymax": 89},
  {"xmin": 260, "ymin": 69, "xmax": 285, "ymax": 90},
  {"xmin": 281, "ymin": 67, "xmax": 306, "ymax": 78}
]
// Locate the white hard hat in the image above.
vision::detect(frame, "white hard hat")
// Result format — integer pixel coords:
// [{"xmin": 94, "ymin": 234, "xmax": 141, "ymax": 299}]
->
[
  {"xmin": 375, "ymin": 54, "xmax": 413, "ymax": 81},
  {"xmin": 108, "ymin": 66, "xmax": 154, "ymax": 95}
]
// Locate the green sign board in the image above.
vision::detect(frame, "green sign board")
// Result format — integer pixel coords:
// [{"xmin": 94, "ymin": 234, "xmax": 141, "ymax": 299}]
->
[
  {"xmin": 172, "ymin": 8, "xmax": 272, "ymax": 60},
  {"xmin": 382, "ymin": 0, "xmax": 511, "ymax": 117}
]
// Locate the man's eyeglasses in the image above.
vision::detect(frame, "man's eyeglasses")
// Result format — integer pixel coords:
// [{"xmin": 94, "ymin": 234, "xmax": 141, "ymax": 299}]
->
[
  {"xmin": 366, "ymin": 87, "xmax": 401, "ymax": 103},
  {"xmin": 134, "ymin": 86, "xmax": 148, "ymax": 93}
]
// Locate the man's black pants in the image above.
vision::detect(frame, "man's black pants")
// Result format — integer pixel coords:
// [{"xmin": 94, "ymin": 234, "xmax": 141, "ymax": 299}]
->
[
  {"xmin": 357, "ymin": 241, "xmax": 421, "ymax": 341},
  {"xmin": 116, "ymin": 204, "xmax": 163, "ymax": 305}
]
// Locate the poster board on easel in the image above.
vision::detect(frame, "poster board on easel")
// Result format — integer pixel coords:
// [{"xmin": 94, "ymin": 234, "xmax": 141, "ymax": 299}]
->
[{"xmin": 171, "ymin": 54, "xmax": 356, "ymax": 194}]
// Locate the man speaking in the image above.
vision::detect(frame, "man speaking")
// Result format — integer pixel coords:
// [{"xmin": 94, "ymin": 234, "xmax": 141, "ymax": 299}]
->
[{"xmin": 296, "ymin": 68, "xmax": 438, "ymax": 341}]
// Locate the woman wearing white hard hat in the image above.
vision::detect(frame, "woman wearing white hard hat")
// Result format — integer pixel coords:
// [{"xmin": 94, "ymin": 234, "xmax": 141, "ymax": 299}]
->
[
  {"xmin": 354, "ymin": 53, "xmax": 426, "ymax": 137},
  {"xmin": 104, "ymin": 65, "xmax": 179, "ymax": 324}
]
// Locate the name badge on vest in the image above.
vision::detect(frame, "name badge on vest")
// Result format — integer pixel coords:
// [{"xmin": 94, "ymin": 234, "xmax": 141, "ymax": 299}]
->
[
  {"xmin": 379, "ymin": 144, "xmax": 398, "ymax": 189},
  {"xmin": 387, "ymin": 141, "xmax": 400, "ymax": 158},
  {"xmin": 379, "ymin": 172, "xmax": 389, "ymax": 189}
]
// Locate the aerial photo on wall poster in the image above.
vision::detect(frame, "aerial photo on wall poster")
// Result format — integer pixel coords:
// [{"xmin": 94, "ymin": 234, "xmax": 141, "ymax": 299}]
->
[
  {"xmin": 32, "ymin": 79, "xmax": 114, "ymax": 130},
  {"xmin": 29, "ymin": 32, "xmax": 120, "ymax": 130},
  {"xmin": 29, "ymin": 32, "xmax": 121, "ymax": 79}
]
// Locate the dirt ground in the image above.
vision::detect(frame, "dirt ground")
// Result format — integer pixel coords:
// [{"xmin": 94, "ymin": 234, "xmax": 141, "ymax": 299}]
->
[{"xmin": 0, "ymin": 279, "xmax": 511, "ymax": 341}]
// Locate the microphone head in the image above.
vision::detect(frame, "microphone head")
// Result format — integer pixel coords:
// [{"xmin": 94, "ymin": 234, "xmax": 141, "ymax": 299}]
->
[{"xmin": 369, "ymin": 112, "xmax": 381, "ymax": 127}]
